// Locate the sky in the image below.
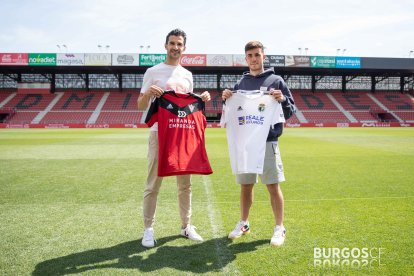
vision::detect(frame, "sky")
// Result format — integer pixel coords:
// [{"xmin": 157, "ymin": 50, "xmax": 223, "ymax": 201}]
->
[{"xmin": 0, "ymin": 0, "xmax": 413, "ymax": 58}]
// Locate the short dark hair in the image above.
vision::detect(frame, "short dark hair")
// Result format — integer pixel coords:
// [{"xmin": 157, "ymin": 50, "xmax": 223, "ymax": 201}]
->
[
  {"xmin": 245, "ymin": 41, "xmax": 265, "ymax": 53},
  {"xmin": 165, "ymin": 28, "xmax": 187, "ymax": 45}
]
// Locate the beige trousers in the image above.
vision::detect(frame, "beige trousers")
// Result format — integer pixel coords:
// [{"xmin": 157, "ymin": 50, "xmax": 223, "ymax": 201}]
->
[{"xmin": 143, "ymin": 131, "xmax": 192, "ymax": 228}]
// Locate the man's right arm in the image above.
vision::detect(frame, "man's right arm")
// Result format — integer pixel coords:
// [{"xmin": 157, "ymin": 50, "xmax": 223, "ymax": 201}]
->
[
  {"xmin": 138, "ymin": 70, "xmax": 151, "ymax": 111},
  {"xmin": 137, "ymin": 91, "xmax": 151, "ymax": 111},
  {"xmin": 138, "ymin": 85, "xmax": 165, "ymax": 110}
]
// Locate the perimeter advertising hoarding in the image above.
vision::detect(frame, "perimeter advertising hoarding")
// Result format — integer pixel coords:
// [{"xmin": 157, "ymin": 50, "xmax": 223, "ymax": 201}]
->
[
  {"xmin": 264, "ymin": 55, "xmax": 285, "ymax": 67},
  {"xmin": 361, "ymin": 57, "xmax": 414, "ymax": 70},
  {"xmin": 84, "ymin": 54, "xmax": 111, "ymax": 66},
  {"xmin": 311, "ymin": 56, "xmax": 336, "ymax": 68},
  {"xmin": 285, "ymin": 55, "xmax": 310, "ymax": 67},
  {"xmin": 112, "ymin": 53, "xmax": 139, "ymax": 66},
  {"xmin": 28, "ymin": 53, "xmax": 56, "ymax": 66},
  {"xmin": 206, "ymin": 54, "xmax": 233, "ymax": 66},
  {"xmin": 233, "ymin": 55, "xmax": 248, "ymax": 67},
  {"xmin": 57, "ymin": 53, "xmax": 85, "ymax": 66},
  {"xmin": 336, "ymin": 57, "xmax": 361, "ymax": 68},
  {"xmin": 180, "ymin": 54, "xmax": 206, "ymax": 66},
  {"xmin": 139, "ymin": 54, "xmax": 166, "ymax": 66},
  {"xmin": 232, "ymin": 54, "xmax": 286, "ymax": 67},
  {"xmin": 0, "ymin": 53, "xmax": 28, "ymax": 65}
]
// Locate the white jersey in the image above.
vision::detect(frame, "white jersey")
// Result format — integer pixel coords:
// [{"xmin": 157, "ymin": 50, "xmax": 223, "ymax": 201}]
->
[
  {"xmin": 141, "ymin": 62, "xmax": 193, "ymax": 131},
  {"xmin": 220, "ymin": 91, "xmax": 285, "ymax": 174}
]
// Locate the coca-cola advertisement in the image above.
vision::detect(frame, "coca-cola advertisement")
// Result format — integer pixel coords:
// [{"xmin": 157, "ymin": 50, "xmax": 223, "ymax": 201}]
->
[
  {"xmin": 180, "ymin": 54, "xmax": 206, "ymax": 66},
  {"xmin": 0, "ymin": 53, "xmax": 28, "ymax": 65}
]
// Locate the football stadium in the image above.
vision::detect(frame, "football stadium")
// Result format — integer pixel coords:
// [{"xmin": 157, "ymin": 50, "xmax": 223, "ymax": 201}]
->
[{"xmin": 1, "ymin": 51, "xmax": 414, "ymax": 275}]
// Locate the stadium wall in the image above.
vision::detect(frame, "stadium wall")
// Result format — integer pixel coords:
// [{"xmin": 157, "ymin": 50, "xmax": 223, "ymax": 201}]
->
[{"xmin": 0, "ymin": 122, "xmax": 412, "ymax": 129}]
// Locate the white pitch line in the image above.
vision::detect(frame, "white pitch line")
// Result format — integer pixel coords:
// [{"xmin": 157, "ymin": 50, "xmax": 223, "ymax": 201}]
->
[
  {"xmin": 202, "ymin": 175, "xmax": 239, "ymax": 275},
  {"xmin": 202, "ymin": 175, "xmax": 222, "ymax": 236}
]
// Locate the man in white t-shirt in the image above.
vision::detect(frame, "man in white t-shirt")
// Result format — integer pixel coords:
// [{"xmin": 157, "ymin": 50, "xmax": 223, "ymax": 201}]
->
[
  {"xmin": 222, "ymin": 41, "xmax": 296, "ymax": 246},
  {"xmin": 137, "ymin": 29, "xmax": 211, "ymax": 248}
]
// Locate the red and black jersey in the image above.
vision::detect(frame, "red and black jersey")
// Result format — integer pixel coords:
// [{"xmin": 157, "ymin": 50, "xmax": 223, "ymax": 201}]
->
[{"xmin": 145, "ymin": 91, "xmax": 213, "ymax": 177}]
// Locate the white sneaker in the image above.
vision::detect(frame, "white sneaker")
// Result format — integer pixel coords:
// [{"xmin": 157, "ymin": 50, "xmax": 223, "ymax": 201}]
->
[
  {"xmin": 181, "ymin": 225, "xmax": 203, "ymax": 241},
  {"xmin": 270, "ymin": 225, "xmax": 286, "ymax": 246},
  {"xmin": 228, "ymin": 220, "xmax": 250, "ymax": 240},
  {"xmin": 142, "ymin": 227, "xmax": 156, "ymax": 248}
]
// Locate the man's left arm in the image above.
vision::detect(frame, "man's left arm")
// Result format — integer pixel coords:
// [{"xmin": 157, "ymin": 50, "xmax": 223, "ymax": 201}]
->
[
  {"xmin": 271, "ymin": 81, "xmax": 296, "ymax": 120},
  {"xmin": 281, "ymin": 86, "xmax": 296, "ymax": 120}
]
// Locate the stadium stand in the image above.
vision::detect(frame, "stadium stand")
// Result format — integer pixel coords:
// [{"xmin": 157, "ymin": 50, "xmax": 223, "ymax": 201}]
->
[
  {"xmin": 0, "ymin": 56, "xmax": 412, "ymax": 127},
  {"xmin": 286, "ymin": 113, "xmax": 301, "ymax": 124},
  {"xmin": 94, "ymin": 91, "xmax": 142, "ymax": 124},
  {"xmin": 51, "ymin": 91, "xmax": 103, "ymax": 110},
  {"xmin": 0, "ymin": 89, "xmax": 15, "ymax": 103},
  {"xmin": 40, "ymin": 111, "xmax": 93, "ymax": 124},
  {"xmin": 0, "ymin": 89, "xmax": 413, "ymax": 125},
  {"xmin": 302, "ymin": 111, "xmax": 351, "ymax": 123},
  {"xmin": 0, "ymin": 92, "xmax": 56, "ymax": 124},
  {"xmin": 95, "ymin": 111, "xmax": 142, "ymax": 124},
  {"xmin": 203, "ymin": 91, "xmax": 222, "ymax": 113},
  {"xmin": 332, "ymin": 92, "xmax": 379, "ymax": 110},
  {"xmin": 372, "ymin": 91, "xmax": 414, "ymax": 122},
  {"xmin": 393, "ymin": 111, "xmax": 414, "ymax": 122},
  {"xmin": 373, "ymin": 92, "xmax": 413, "ymax": 110},
  {"xmin": 2, "ymin": 93, "xmax": 55, "ymax": 110},
  {"xmin": 294, "ymin": 91, "xmax": 339, "ymax": 110},
  {"xmin": 5, "ymin": 111, "xmax": 38, "ymax": 124},
  {"xmin": 101, "ymin": 91, "xmax": 140, "ymax": 110},
  {"xmin": 38, "ymin": 91, "xmax": 103, "ymax": 124},
  {"xmin": 330, "ymin": 91, "xmax": 381, "ymax": 122}
]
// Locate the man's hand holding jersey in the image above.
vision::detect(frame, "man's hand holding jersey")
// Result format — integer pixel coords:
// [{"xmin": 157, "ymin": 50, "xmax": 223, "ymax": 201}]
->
[
  {"xmin": 222, "ymin": 89, "xmax": 233, "ymax": 101},
  {"xmin": 138, "ymin": 85, "xmax": 164, "ymax": 110},
  {"xmin": 270, "ymin": 89, "xmax": 285, "ymax": 103},
  {"xmin": 199, "ymin": 91, "xmax": 211, "ymax": 102},
  {"xmin": 147, "ymin": 85, "xmax": 164, "ymax": 98}
]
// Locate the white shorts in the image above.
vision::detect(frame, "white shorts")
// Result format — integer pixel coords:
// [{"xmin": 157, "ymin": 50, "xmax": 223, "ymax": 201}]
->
[{"xmin": 236, "ymin": 142, "xmax": 285, "ymax": 184}]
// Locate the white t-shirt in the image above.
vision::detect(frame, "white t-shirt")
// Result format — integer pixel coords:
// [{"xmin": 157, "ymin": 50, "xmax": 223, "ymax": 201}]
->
[
  {"xmin": 220, "ymin": 92, "xmax": 285, "ymax": 174},
  {"xmin": 141, "ymin": 62, "xmax": 193, "ymax": 131}
]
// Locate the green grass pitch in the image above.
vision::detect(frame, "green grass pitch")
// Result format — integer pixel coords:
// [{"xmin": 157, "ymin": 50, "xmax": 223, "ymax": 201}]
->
[{"xmin": 0, "ymin": 128, "xmax": 413, "ymax": 275}]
